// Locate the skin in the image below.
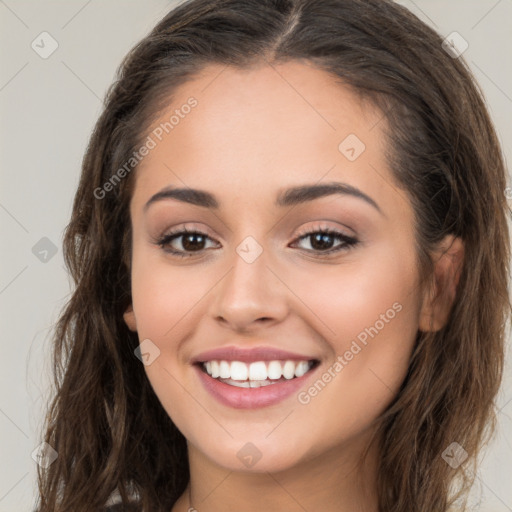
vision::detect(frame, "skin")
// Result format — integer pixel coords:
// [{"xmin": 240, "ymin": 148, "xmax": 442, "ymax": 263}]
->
[{"xmin": 123, "ymin": 61, "xmax": 464, "ymax": 512}]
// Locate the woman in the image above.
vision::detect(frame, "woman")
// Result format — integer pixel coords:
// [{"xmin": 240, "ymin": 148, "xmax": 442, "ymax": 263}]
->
[{"xmin": 36, "ymin": 0, "xmax": 511, "ymax": 511}]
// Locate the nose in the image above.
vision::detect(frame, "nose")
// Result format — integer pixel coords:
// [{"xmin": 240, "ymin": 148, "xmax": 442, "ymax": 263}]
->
[{"xmin": 211, "ymin": 245, "xmax": 289, "ymax": 333}]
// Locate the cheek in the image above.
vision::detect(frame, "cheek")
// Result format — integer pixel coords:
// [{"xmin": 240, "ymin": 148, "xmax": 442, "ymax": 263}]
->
[
  {"xmin": 291, "ymin": 247, "xmax": 420, "ymax": 440},
  {"xmin": 129, "ymin": 257, "xmax": 211, "ymax": 431},
  {"xmin": 130, "ymin": 248, "xmax": 211, "ymax": 345},
  {"xmin": 289, "ymin": 242, "xmax": 420, "ymax": 350}
]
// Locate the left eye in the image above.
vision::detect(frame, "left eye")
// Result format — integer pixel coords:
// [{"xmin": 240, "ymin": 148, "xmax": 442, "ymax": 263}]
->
[
  {"xmin": 156, "ymin": 228, "xmax": 358, "ymax": 258},
  {"xmin": 292, "ymin": 229, "xmax": 358, "ymax": 254}
]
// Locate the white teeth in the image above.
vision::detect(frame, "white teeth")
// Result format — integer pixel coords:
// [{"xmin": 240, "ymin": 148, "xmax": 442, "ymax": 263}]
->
[
  {"xmin": 225, "ymin": 378, "xmax": 251, "ymax": 388},
  {"xmin": 211, "ymin": 360, "xmax": 220, "ymax": 378},
  {"xmin": 294, "ymin": 361, "xmax": 310, "ymax": 378},
  {"xmin": 220, "ymin": 378, "xmax": 276, "ymax": 388},
  {"xmin": 230, "ymin": 361, "xmax": 248, "ymax": 381},
  {"xmin": 282, "ymin": 361, "xmax": 296, "ymax": 379},
  {"xmin": 267, "ymin": 360, "xmax": 282, "ymax": 380},
  {"xmin": 219, "ymin": 360, "xmax": 230, "ymax": 379},
  {"xmin": 202, "ymin": 359, "xmax": 314, "ymax": 383},
  {"xmin": 249, "ymin": 361, "xmax": 267, "ymax": 380}
]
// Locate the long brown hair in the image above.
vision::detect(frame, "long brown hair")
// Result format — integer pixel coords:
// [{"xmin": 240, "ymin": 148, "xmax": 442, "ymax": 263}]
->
[{"xmin": 36, "ymin": 0, "xmax": 511, "ymax": 510}]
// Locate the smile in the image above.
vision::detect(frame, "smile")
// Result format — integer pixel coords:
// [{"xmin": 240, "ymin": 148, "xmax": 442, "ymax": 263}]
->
[
  {"xmin": 201, "ymin": 359, "xmax": 316, "ymax": 387},
  {"xmin": 192, "ymin": 346, "xmax": 321, "ymax": 408}
]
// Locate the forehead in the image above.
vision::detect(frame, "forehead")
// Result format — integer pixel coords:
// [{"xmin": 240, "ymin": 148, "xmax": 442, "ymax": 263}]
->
[{"xmin": 131, "ymin": 61, "xmax": 400, "ymax": 213}]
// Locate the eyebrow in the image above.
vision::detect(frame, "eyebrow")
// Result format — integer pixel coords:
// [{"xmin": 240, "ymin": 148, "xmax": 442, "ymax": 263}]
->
[{"xmin": 143, "ymin": 182, "xmax": 382, "ymax": 214}]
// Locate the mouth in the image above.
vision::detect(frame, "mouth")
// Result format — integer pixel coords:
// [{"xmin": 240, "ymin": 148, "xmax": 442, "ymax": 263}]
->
[
  {"xmin": 193, "ymin": 354, "xmax": 321, "ymax": 409},
  {"xmin": 196, "ymin": 359, "xmax": 320, "ymax": 388}
]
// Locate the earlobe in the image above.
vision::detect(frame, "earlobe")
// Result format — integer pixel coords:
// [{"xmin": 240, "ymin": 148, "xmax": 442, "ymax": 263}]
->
[
  {"xmin": 418, "ymin": 235, "xmax": 464, "ymax": 332},
  {"xmin": 123, "ymin": 304, "xmax": 138, "ymax": 332}
]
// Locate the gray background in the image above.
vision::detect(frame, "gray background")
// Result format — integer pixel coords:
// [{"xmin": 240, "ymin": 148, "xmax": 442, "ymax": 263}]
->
[{"xmin": 1, "ymin": 0, "xmax": 511, "ymax": 510}]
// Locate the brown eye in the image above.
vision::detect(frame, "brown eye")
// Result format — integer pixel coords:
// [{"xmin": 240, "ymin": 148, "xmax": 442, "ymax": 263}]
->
[
  {"xmin": 292, "ymin": 229, "xmax": 358, "ymax": 256},
  {"xmin": 157, "ymin": 229, "xmax": 219, "ymax": 257}
]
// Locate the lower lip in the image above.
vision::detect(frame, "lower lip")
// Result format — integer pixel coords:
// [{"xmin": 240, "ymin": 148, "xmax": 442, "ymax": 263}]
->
[{"xmin": 194, "ymin": 364, "xmax": 318, "ymax": 409}]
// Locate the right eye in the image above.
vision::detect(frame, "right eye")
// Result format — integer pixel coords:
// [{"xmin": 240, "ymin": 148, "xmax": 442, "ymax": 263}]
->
[{"xmin": 156, "ymin": 228, "xmax": 220, "ymax": 258}]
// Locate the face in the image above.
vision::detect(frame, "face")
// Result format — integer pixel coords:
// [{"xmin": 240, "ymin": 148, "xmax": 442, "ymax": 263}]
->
[{"xmin": 123, "ymin": 61, "xmax": 431, "ymax": 474}]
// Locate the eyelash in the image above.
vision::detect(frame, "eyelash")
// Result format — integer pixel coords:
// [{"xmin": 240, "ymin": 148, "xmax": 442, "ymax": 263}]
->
[{"xmin": 154, "ymin": 225, "xmax": 359, "ymax": 259}]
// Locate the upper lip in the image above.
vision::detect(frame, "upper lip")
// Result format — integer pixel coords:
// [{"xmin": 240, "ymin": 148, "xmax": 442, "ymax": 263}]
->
[{"xmin": 192, "ymin": 346, "xmax": 319, "ymax": 364}]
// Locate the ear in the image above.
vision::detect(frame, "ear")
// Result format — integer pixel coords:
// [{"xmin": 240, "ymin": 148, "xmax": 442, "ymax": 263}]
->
[
  {"xmin": 419, "ymin": 235, "xmax": 464, "ymax": 332},
  {"xmin": 123, "ymin": 303, "xmax": 138, "ymax": 332}
]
